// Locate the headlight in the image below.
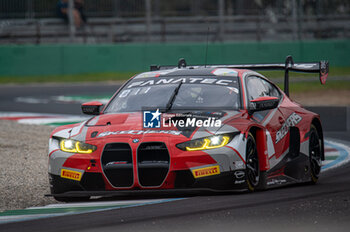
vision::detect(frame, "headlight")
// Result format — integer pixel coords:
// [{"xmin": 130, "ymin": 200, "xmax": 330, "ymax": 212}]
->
[
  {"xmin": 176, "ymin": 133, "xmax": 238, "ymax": 151},
  {"xmin": 59, "ymin": 139, "xmax": 96, "ymax": 154}
]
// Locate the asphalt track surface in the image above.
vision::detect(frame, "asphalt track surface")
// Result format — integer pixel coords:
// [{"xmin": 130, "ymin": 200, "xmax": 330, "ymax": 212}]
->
[
  {"xmin": 0, "ymin": 83, "xmax": 119, "ymax": 115},
  {"xmin": 1, "ymin": 83, "xmax": 350, "ymax": 232}
]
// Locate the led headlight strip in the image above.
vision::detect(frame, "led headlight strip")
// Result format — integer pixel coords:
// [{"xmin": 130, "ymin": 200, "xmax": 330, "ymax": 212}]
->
[
  {"xmin": 59, "ymin": 138, "xmax": 97, "ymax": 154},
  {"xmin": 176, "ymin": 133, "xmax": 238, "ymax": 151}
]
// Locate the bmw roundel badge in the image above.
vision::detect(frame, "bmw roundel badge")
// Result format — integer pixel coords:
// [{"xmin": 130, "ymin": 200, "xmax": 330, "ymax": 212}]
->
[{"xmin": 132, "ymin": 139, "xmax": 139, "ymax": 143}]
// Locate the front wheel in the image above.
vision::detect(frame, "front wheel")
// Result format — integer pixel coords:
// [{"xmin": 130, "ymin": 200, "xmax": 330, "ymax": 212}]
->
[{"xmin": 246, "ymin": 133, "xmax": 261, "ymax": 191}]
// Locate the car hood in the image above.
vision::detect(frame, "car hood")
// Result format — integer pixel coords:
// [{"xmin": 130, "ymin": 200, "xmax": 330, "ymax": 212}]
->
[
  {"xmin": 53, "ymin": 110, "xmax": 244, "ymax": 141},
  {"xmin": 87, "ymin": 112, "xmax": 143, "ymax": 130},
  {"xmin": 98, "ymin": 109, "xmax": 241, "ymax": 134}
]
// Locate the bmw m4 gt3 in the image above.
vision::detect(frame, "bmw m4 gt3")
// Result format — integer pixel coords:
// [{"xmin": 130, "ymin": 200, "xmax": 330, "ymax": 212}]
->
[{"xmin": 48, "ymin": 56, "xmax": 329, "ymax": 201}]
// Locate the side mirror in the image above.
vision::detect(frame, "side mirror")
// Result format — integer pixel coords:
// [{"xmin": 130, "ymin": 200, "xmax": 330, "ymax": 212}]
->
[
  {"xmin": 248, "ymin": 96, "xmax": 279, "ymax": 115},
  {"xmin": 81, "ymin": 101, "xmax": 103, "ymax": 115}
]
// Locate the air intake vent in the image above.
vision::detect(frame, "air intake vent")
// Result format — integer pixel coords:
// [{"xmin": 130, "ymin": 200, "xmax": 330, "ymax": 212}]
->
[
  {"xmin": 137, "ymin": 142, "xmax": 170, "ymax": 187},
  {"xmin": 101, "ymin": 143, "xmax": 133, "ymax": 187}
]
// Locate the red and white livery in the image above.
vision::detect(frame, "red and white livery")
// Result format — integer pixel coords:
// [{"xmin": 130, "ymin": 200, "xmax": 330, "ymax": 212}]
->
[{"xmin": 48, "ymin": 56, "xmax": 329, "ymax": 201}]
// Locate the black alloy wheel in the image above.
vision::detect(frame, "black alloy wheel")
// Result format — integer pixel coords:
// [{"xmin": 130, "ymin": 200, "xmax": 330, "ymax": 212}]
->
[{"xmin": 246, "ymin": 133, "xmax": 260, "ymax": 191}]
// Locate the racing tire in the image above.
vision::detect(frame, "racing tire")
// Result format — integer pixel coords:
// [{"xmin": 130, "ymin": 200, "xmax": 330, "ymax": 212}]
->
[
  {"xmin": 256, "ymin": 171, "xmax": 267, "ymax": 191},
  {"xmin": 309, "ymin": 124, "xmax": 322, "ymax": 184},
  {"xmin": 246, "ymin": 133, "xmax": 261, "ymax": 192}
]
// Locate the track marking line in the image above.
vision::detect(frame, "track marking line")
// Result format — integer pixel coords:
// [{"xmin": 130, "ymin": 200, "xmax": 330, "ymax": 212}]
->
[
  {"xmin": 53, "ymin": 95, "xmax": 110, "ymax": 104},
  {"xmin": 0, "ymin": 112, "xmax": 90, "ymax": 126},
  {"xmin": 0, "ymin": 198, "xmax": 184, "ymax": 224},
  {"xmin": 322, "ymin": 140, "xmax": 350, "ymax": 171},
  {"xmin": 15, "ymin": 95, "xmax": 110, "ymax": 105}
]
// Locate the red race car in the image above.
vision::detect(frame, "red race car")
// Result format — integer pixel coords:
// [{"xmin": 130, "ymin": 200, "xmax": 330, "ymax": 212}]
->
[{"xmin": 48, "ymin": 56, "xmax": 329, "ymax": 201}]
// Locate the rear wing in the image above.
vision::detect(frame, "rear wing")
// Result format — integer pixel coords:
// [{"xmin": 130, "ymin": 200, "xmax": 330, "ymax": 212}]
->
[{"xmin": 150, "ymin": 56, "xmax": 329, "ymax": 97}]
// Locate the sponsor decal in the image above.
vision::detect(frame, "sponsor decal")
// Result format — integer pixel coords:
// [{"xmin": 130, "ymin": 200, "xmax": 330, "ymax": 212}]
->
[
  {"xmin": 61, "ymin": 169, "xmax": 82, "ymax": 181},
  {"xmin": 212, "ymin": 68, "xmax": 238, "ymax": 77},
  {"xmin": 134, "ymin": 69, "xmax": 177, "ymax": 79},
  {"xmin": 294, "ymin": 64, "xmax": 315, "ymax": 69},
  {"xmin": 192, "ymin": 165, "xmax": 220, "ymax": 178},
  {"xmin": 97, "ymin": 130, "xmax": 182, "ymax": 138},
  {"xmin": 275, "ymin": 112, "xmax": 302, "ymax": 143},
  {"xmin": 234, "ymin": 170, "xmax": 245, "ymax": 179},
  {"xmin": 127, "ymin": 78, "xmax": 233, "ymax": 88},
  {"xmin": 143, "ymin": 109, "xmax": 161, "ymax": 128},
  {"xmin": 234, "ymin": 180, "xmax": 246, "ymax": 184},
  {"xmin": 233, "ymin": 161, "xmax": 245, "ymax": 169},
  {"xmin": 267, "ymin": 179, "xmax": 287, "ymax": 186}
]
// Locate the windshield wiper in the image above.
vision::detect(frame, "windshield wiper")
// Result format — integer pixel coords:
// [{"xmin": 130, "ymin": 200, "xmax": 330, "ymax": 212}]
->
[{"xmin": 165, "ymin": 82, "xmax": 183, "ymax": 112}]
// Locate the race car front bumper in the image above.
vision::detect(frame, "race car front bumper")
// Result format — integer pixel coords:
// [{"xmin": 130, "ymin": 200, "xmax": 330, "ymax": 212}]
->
[
  {"xmin": 49, "ymin": 137, "xmax": 247, "ymax": 193},
  {"xmin": 49, "ymin": 167, "xmax": 247, "ymax": 196}
]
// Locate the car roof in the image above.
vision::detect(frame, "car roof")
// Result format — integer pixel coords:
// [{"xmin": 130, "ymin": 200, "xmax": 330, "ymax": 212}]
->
[{"xmin": 133, "ymin": 67, "xmax": 261, "ymax": 80}]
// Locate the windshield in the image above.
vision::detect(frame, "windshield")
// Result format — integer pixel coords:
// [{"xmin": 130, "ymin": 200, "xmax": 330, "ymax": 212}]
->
[{"xmin": 104, "ymin": 76, "xmax": 241, "ymax": 113}]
